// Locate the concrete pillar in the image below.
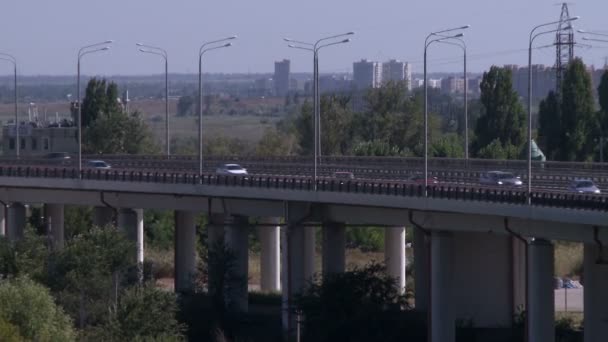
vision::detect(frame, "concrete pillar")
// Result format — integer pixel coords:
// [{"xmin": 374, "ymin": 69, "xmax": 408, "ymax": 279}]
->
[
  {"xmin": 385, "ymin": 226, "xmax": 406, "ymax": 294},
  {"xmin": 0, "ymin": 204, "xmax": 6, "ymax": 236},
  {"xmin": 117, "ymin": 208, "xmax": 144, "ymax": 281},
  {"xmin": 304, "ymin": 226, "xmax": 316, "ymax": 281},
  {"xmin": 322, "ymin": 222, "xmax": 346, "ymax": 277},
  {"xmin": 225, "ymin": 215, "xmax": 249, "ymax": 313},
  {"xmin": 527, "ymin": 238, "xmax": 554, "ymax": 342},
  {"xmin": 451, "ymin": 232, "xmax": 512, "ymax": 327},
  {"xmin": 175, "ymin": 211, "xmax": 197, "ymax": 293},
  {"xmin": 430, "ymin": 231, "xmax": 454, "ymax": 342},
  {"xmin": 258, "ymin": 217, "xmax": 281, "ymax": 292},
  {"xmin": 207, "ymin": 213, "xmax": 226, "ymax": 297},
  {"xmin": 584, "ymin": 243, "xmax": 608, "ymax": 342},
  {"xmin": 414, "ymin": 227, "xmax": 429, "ymax": 311},
  {"xmin": 7, "ymin": 203, "xmax": 26, "ymax": 242},
  {"xmin": 93, "ymin": 206, "xmax": 114, "ymax": 227},
  {"xmin": 282, "ymin": 224, "xmax": 307, "ymax": 335},
  {"xmin": 44, "ymin": 203, "xmax": 64, "ymax": 249},
  {"xmin": 512, "ymin": 236, "xmax": 527, "ymax": 315}
]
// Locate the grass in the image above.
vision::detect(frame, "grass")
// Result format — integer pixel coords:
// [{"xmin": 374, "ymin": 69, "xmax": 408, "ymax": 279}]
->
[
  {"xmin": 554, "ymin": 242, "xmax": 583, "ymax": 278},
  {"xmin": 146, "ymin": 245, "xmax": 175, "ymax": 279}
]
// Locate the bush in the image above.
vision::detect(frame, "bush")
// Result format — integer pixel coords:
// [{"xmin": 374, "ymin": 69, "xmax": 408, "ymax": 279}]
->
[{"xmin": 0, "ymin": 276, "xmax": 76, "ymax": 341}]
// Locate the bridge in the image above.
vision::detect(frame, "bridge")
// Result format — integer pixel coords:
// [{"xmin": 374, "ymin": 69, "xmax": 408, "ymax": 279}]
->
[{"xmin": 0, "ymin": 155, "xmax": 606, "ymax": 342}]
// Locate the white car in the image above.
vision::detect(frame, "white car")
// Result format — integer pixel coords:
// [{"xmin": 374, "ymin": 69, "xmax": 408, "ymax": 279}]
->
[
  {"xmin": 216, "ymin": 163, "xmax": 248, "ymax": 176},
  {"xmin": 479, "ymin": 171, "xmax": 522, "ymax": 186},
  {"xmin": 86, "ymin": 160, "xmax": 111, "ymax": 169},
  {"xmin": 569, "ymin": 179, "xmax": 601, "ymax": 194}
]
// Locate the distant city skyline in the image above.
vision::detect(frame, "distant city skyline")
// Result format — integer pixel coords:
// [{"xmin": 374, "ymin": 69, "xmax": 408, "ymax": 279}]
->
[{"xmin": 1, "ymin": 0, "xmax": 607, "ymax": 76}]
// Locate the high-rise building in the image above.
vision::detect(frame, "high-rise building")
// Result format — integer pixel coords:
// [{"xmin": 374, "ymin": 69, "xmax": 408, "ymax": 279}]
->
[
  {"xmin": 381, "ymin": 59, "xmax": 411, "ymax": 90},
  {"xmin": 441, "ymin": 76, "xmax": 465, "ymax": 94},
  {"xmin": 353, "ymin": 59, "xmax": 382, "ymax": 89},
  {"xmin": 274, "ymin": 59, "xmax": 290, "ymax": 96}
]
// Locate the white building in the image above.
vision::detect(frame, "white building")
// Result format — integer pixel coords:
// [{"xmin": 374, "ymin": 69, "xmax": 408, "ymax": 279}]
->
[
  {"xmin": 353, "ymin": 59, "xmax": 382, "ymax": 89},
  {"xmin": 382, "ymin": 59, "xmax": 412, "ymax": 90}
]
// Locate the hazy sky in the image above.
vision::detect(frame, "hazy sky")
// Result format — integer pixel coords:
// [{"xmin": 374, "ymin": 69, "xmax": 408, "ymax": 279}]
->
[{"xmin": 1, "ymin": 0, "xmax": 607, "ymax": 76}]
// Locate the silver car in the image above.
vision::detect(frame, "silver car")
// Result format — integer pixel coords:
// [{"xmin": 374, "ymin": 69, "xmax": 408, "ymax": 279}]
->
[
  {"xmin": 216, "ymin": 163, "xmax": 248, "ymax": 176},
  {"xmin": 569, "ymin": 179, "xmax": 600, "ymax": 194},
  {"xmin": 479, "ymin": 171, "xmax": 523, "ymax": 186}
]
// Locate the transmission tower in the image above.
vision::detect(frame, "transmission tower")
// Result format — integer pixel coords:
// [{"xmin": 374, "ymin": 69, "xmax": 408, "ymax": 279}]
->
[{"xmin": 555, "ymin": 3, "xmax": 575, "ymax": 94}]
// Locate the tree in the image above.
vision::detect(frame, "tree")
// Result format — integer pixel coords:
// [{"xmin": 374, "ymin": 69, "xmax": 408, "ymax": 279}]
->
[
  {"xmin": 81, "ymin": 78, "xmax": 122, "ymax": 128},
  {"xmin": 91, "ymin": 285, "xmax": 185, "ymax": 341},
  {"xmin": 0, "ymin": 277, "xmax": 76, "ymax": 341},
  {"xmin": 558, "ymin": 58, "xmax": 597, "ymax": 161},
  {"xmin": 85, "ymin": 110, "xmax": 156, "ymax": 154},
  {"xmin": 537, "ymin": 91, "xmax": 561, "ymax": 159},
  {"xmin": 473, "ymin": 66, "xmax": 526, "ymax": 157},
  {"xmin": 597, "ymin": 70, "xmax": 608, "ymax": 136},
  {"xmin": 177, "ymin": 95, "xmax": 195, "ymax": 117},
  {"xmin": 255, "ymin": 128, "xmax": 296, "ymax": 156},
  {"xmin": 431, "ymin": 133, "xmax": 464, "ymax": 158}
]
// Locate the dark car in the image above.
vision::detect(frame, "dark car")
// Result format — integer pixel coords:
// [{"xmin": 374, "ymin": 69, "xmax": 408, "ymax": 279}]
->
[
  {"xmin": 407, "ymin": 174, "xmax": 439, "ymax": 185},
  {"xmin": 47, "ymin": 152, "xmax": 72, "ymax": 165}
]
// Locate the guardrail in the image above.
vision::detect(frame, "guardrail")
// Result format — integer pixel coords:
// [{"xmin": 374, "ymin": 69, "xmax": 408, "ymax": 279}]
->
[{"xmin": 0, "ymin": 165, "xmax": 606, "ymax": 212}]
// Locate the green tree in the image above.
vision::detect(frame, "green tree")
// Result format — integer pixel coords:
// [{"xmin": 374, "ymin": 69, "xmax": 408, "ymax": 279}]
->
[
  {"xmin": 81, "ymin": 78, "xmax": 122, "ymax": 128},
  {"xmin": 255, "ymin": 128, "xmax": 296, "ymax": 156},
  {"xmin": 473, "ymin": 66, "xmax": 526, "ymax": 157},
  {"xmin": 597, "ymin": 70, "xmax": 608, "ymax": 137},
  {"xmin": 431, "ymin": 133, "xmax": 464, "ymax": 158},
  {"xmin": 177, "ymin": 95, "xmax": 194, "ymax": 116},
  {"xmin": 0, "ymin": 276, "xmax": 76, "ymax": 341},
  {"xmin": 85, "ymin": 110, "xmax": 156, "ymax": 154},
  {"xmin": 320, "ymin": 94, "xmax": 355, "ymax": 155},
  {"xmin": 558, "ymin": 58, "xmax": 597, "ymax": 161},
  {"xmin": 537, "ymin": 91, "xmax": 561, "ymax": 159},
  {"xmin": 91, "ymin": 285, "xmax": 185, "ymax": 341}
]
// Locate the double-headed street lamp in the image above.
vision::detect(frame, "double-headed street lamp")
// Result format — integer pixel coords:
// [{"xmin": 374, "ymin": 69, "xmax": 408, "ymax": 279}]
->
[
  {"xmin": 77, "ymin": 40, "xmax": 113, "ymax": 175},
  {"xmin": 137, "ymin": 43, "xmax": 170, "ymax": 158},
  {"xmin": 285, "ymin": 32, "xmax": 354, "ymax": 190},
  {"xmin": 0, "ymin": 53, "xmax": 18, "ymax": 157},
  {"xmin": 424, "ymin": 25, "xmax": 469, "ymax": 196},
  {"xmin": 435, "ymin": 37, "xmax": 468, "ymax": 161},
  {"xmin": 198, "ymin": 36, "xmax": 236, "ymax": 176},
  {"xmin": 527, "ymin": 16, "xmax": 579, "ymax": 203}
]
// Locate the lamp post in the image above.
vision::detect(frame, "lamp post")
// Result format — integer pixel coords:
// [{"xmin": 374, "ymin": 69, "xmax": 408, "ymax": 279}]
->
[
  {"xmin": 527, "ymin": 17, "xmax": 579, "ymax": 203},
  {"xmin": 198, "ymin": 37, "xmax": 236, "ymax": 176},
  {"xmin": 77, "ymin": 40, "xmax": 113, "ymax": 176},
  {"xmin": 137, "ymin": 43, "xmax": 170, "ymax": 158},
  {"xmin": 0, "ymin": 53, "xmax": 17, "ymax": 158},
  {"xmin": 435, "ymin": 37, "xmax": 468, "ymax": 161},
  {"xmin": 424, "ymin": 26, "xmax": 469, "ymax": 196},
  {"xmin": 285, "ymin": 32, "xmax": 354, "ymax": 190}
]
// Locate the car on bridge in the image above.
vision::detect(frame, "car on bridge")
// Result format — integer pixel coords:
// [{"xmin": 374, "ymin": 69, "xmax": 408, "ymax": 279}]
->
[
  {"xmin": 86, "ymin": 160, "xmax": 112, "ymax": 169},
  {"xmin": 46, "ymin": 152, "xmax": 72, "ymax": 166},
  {"xmin": 216, "ymin": 163, "xmax": 248, "ymax": 176},
  {"xmin": 569, "ymin": 179, "xmax": 601, "ymax": 194},
  {"xmin": 407, "ymin": 174, "xmax": 439, "ymax": 185},
  {"xmin": 333, "ymin": 171, "xmax": 355, "ymax": 180},
  {"xmin": 479, "ymin": 171, "xmax": 522, "ymax": 186}
]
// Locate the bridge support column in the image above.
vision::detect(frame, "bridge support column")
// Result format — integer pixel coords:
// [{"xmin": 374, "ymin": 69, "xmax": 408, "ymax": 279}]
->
[
  {"xmin": 282, "ymin": 224, "xmax": 307, "ymax": 335},
  {"xmin": 584, "ymin": 243, "xmax": 608, "ymax": 342},
  {"xmin": 512, "ymin": 236, "xmax": 527, "ymax": 315},
  {"xmin": 7, "ymin": 203, "xmax": 26, "ymax": 242},
  {"xmin": 414, "ymin": 227, "xmax": 429, "ymax": 310},
  {"xmin": 451, "ymin": 232, "xmax": 512, "ymax": 327},
  {"xmin": 258, "ymin": 217, "xmax": 280, "ymax": 292},
  {"xmin": 431, "ymin": 231, "xmax": 454, "ymax": 342},
  {"xmin": 93, "ymin": 206, "xmax": 114, "ymax": 227},
  {"xmin": 44, "ymin": 204, "xmax": 64, "ymax": 249},
  {"xmin": 304, "ymin": 226, "xmax": 316, "ymax": 282},
  {"xmin": 118, "ymin": 208, "xmax": 144, "ymax": 282},
  {"xmin": 322, "ymin": 222, "xmax": 346, "ymax": 277},
  {"xmin": 208, "ymin": 214, "xmax": 226, "ymax": 297},
  {"xmin": 385, "ymin": 226, "xmax": 406, "ymax": 294},
  {"xmin": 0, "ymin": 204, "xmax": 6, "ymax": 237},
  {"xmin": 225, "ymin": 215, "xmax": 249, "ymax": 313},
  {"xmin": 527, "ymin": 238, "xmax": 554, "ymax": 342},
  {"xmin": 175, "ymin": 211, "xmax": 197, "ymax": 293}
]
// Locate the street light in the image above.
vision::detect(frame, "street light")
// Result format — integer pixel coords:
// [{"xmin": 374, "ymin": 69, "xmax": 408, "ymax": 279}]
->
[
  {"xmin": 285, "ymin": 32, "xmax": 354, "ymax": 190},
  {"xmin": 77, "ymin": 40, "xmax": 113, "ymax": 176},
  {"xmin": 424, "ymin": 26, "xmax": 469, "ymax": 196},
  {"xmin": 198, "ymin": 36, "xmax": 236, "ymax": 176},
  {"xmin": 435, "ymin": 37, "xmax": 468, "ymax": 161},
  {"xmin": 0, "ymin": 53, "xmax": 17, "ymax": 158},
  {"xmin": 527, "ymin": 16, "xmax": 579, "ymax": 203},
  {"xmin": 577, "ymin": 29, "xmax": 608, "ymax": 38},
  {"xmin": 137, "ymin": 43, "xmax": 170, "ymax": 158}
]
